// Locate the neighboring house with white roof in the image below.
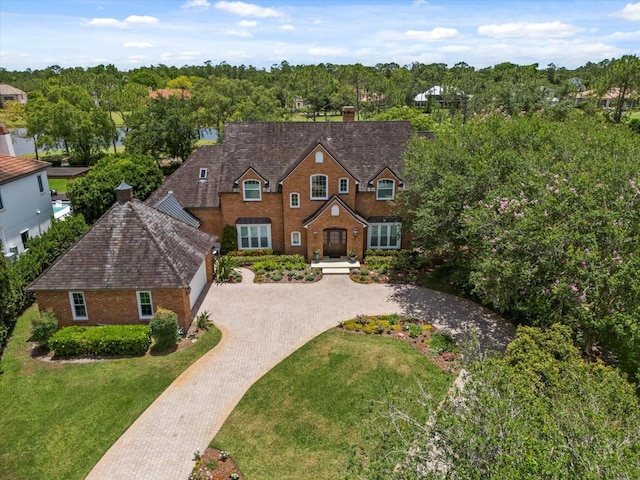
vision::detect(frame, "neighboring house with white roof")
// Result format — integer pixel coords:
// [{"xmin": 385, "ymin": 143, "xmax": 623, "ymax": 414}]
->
[{"xmin": 0, "ymin": 153, "xmax": 53, "ymax": 261}]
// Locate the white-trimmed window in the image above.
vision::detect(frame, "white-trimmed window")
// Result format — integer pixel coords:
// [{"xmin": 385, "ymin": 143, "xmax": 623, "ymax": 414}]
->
[
  {"xmin": 199, "ymin": 168, "xmax": 207, "ymax": 180},
  {"xmin": 290, "ymin": 192, "xmax": 300, "ymax": 208},
  {"xmin": 339, "ymin": 178, "xmax": 349, "ymax": 194},
  {"xmin": 310, "ymin": 174, "xmax": 328, "ymax": 200},
  {"xmin": 37, "ymin": 174, "xmax": 44, "ymax": 193},
  {"xmin": 368, "ymin": 223, "xmax": 401, "ymax": 249},
  {"xmin": 315, "ymin": 151, "xmax": 324, "ymax": 163},
  {"xmin": 69, "ymin": 291, "xmax": 88, "ymax": 320},
  {"xmin": 20, "ymin": 230, "xmax": 29, "ymax": 250},
  {"xmin": 291, "ymin": 231, "xmax": 301, "ymax": 246},
  {"xmin": 238, "ymin": 224, "xmax": 271, "ymax": 250},
  {"xmin": 243, "ymin": 180, "xmax": 261, "ymax": 201},
  {"xmin": 376, "ymin": 179, "xmax": 395, "ymax": 200},
  {"xmin": 137, "ymin": 291, "xmax": 154, "ymax": 319}
]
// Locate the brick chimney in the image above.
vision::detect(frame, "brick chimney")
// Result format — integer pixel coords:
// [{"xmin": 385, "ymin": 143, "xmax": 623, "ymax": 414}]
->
[
  {"xmin": 342, "ymin": 106, "xmax": 355, "ymax": 122},
  {"xmin": 0, "ymin": 124, "xmax": 16, "ymax": 156},
  {"xmin": 116, "ymin": 180, "xmax": 133, "ymax": 203}
]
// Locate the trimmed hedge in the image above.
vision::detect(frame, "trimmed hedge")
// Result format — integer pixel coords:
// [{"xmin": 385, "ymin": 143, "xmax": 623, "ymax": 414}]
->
[
  {"xmin": 232, "ymin": 254, "xmax": 305, "ymax": 267},
  {"xmin": 49, "ymin": 325, "xmax": 151, "ymax": 357}
]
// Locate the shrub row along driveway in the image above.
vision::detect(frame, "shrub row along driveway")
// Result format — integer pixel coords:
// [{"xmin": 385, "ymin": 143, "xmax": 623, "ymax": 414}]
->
[{"xmin": 87, "ymin": 269, "xmax": 515, "ymax": 480}]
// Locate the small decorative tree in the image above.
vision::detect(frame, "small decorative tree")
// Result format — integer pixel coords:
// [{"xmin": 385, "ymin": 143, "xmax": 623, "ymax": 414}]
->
[
  {"xmin": 221, "ymin": 224, "xmax": 238, "ymax": 254},
  {"xmin": 149, "ymin": 307, "xmax": 180, "ymax": 351}
]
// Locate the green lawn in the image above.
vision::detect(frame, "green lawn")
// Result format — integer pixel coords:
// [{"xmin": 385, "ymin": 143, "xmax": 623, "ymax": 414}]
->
[
  {"xmin": 48, "ymin": 178, "xmax": 69, "ymax": 193},
  {"xmin": 212, "ymin": 329, "xmax": 455, "ymax": 479},
  {"xmin": 0, "ymin": 306, "xmax": 222, "ymax": 480}
]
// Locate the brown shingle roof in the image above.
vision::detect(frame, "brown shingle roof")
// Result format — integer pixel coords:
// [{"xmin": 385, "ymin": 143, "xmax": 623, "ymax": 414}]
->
[
  {"xmin": 147, "ymin": 121, "xmax": 413, "ymax": 210},
  {"xmin": 218, "ymin": 121, "xmax": 413, "ymax": 192},
  {"xmin": 146, "ymin": 145, "xmax": 223, "ymax": 208},
  {"xmin": 0, "ymin": 154, "xmax": 50, "ymax": 185},
  {"xmin": 28, "ymin": 198, "xmax": 216, "ymax": 291}
]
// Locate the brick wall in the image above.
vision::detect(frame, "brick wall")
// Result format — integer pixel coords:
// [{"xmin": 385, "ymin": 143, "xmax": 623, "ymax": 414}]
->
[
  {"xmin": 187, "ymin": 145, "xmax": 409, "ymax": 257},
  {"xmin": 37, "ymin": 288, "xmax": 193, "ymax": 330}
]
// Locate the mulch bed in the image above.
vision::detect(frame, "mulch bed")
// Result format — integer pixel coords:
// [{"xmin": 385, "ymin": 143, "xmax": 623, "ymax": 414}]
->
[{"xmin": 190, "ymin": 448, "xmax": 244, "ymax": 480}]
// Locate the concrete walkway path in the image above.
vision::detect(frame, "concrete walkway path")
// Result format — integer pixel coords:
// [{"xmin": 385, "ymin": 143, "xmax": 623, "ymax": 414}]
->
[{"xmin": 86, "ymin": 270, "xmax": 514, "ymax": 480}]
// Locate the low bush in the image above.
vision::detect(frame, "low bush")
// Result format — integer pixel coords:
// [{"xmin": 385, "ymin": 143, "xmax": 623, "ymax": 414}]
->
[
  {"xmin": 233, "ymin": 254, "xmax": 304, "ymax": 267},
  {"xmin": 364, "ymin": 256, "xmax": 394, "ymax": 270},
  {"xmin": 214, "ymin": 255, "xmax": 238, "ymax": 283},
  {"xmin": 270, "ymin": 273, "xmax": 283, "ymax": 281},
  {"xmin": 149, "ymin": 308, "xmax": 181, "ymax": 351},
  {"xmin": 227, "ymin": 249, "xmax": 274, "ymax": 257},
  {"xmin": 27, "ymin": 309, "xmax": 58, "ymax": 349},
  {"xmin": 429, "ymin": 331, "xmax": 456, "ymax": 354},
  {"xmin": 196, "ymin": 310, "xmax": 212, "ymax": 330},
  {"xmin": 49, "ymin": 325, "xmax": 151, "ymax": 357}
]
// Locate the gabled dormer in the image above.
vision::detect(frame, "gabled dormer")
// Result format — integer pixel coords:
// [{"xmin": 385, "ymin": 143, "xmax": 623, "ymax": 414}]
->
[
  {"xmin": 368, "ymin": 166, "xmax": 403, "ymax": 201},
  {"xmin": 233, "ymin": 166, "xmax": 270, "ymax": 202}
]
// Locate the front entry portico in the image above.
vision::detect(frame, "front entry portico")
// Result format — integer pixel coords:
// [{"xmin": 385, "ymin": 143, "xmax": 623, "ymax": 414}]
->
[{"xmin": 323, "ymin": 228, "xmax": 347, "ymax": 258}]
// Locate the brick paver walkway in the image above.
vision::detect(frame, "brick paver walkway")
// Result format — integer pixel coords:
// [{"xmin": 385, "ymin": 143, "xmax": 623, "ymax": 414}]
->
[{"xmin": 86, "ymin": 269, "xmax": 514, "ymax": 480}]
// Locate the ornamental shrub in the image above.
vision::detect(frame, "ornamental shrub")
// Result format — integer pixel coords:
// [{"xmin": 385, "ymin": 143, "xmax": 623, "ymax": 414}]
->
[
  {"xmin": 27, "ymin": 309, "xmax": 58, "ymax": 349},
  {"xmin": 149, "ymin": 308, "xmax": 181, "ymax": 351},
  {"xmin": 49, "ymin": 325, "xmax": 151, "ymax": 357},
  {"xmin": 221, "ymin": 224, "xmax": 238, "ymax": 254},
  {"xmin": 214, "ymin": 255, "xmax": 237, "ymax": 283}
]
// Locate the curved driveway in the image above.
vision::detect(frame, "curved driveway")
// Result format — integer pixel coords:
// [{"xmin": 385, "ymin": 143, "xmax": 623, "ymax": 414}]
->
[{"xmin": 87, "ymin": 269, "xmax": 514, "ymax": 480}]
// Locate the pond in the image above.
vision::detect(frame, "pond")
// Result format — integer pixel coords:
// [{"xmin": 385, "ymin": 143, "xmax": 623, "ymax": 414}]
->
[{"xmin": 9, "ymin": 127, "xmax": 218, "ymax": 157}]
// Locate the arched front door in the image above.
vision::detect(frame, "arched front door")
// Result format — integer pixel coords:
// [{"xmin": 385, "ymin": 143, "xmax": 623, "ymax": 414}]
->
[{"xmin": 323, "ymin": 228, "xmax": 347, "ymax": 258}]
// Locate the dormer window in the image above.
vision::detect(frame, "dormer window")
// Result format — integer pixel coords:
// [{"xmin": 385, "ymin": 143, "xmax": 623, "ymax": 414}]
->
[
  {"xmin": 376, "ymin": 179, "xmax": 395, "ymax": 200},
  {"xmin": 199, "ymin": 168, "xmax": 207, "ymax": 180},
  {"xmin": 310, "ymin": 174, "xmax": 328, "ymax": 200},
  {"xmin": 243, "ymin": 180, "xmax": 261, "ymax": 201}
]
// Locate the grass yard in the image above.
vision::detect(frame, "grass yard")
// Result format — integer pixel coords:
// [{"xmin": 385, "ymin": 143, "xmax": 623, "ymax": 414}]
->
[
  {"xmin": 211, "ymin": 329, "xmax": 455, "ymax": 479},
  {"xmin": 0, "ymin": 306, "xmax": 222, "ymax": 480},
  {"xmin": 48, "ymin": 178, "xmax": 69, "ymax": 193}
]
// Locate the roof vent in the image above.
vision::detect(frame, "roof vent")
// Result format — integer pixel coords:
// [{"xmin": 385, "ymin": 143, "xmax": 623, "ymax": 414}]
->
[{"xmin": 116, "ymin": 180, "xmax": 133, "ymax": 203}]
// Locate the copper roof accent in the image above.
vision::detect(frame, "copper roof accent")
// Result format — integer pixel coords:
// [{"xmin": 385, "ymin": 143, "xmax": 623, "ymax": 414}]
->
[
  {"xmin": 0, "ymin": 154, "xmax": 50, "ymax": 185},
  {"xmin": 146, "ymin": 145, "xmax": 223, "ymax": 208},
  {"xmin": 149, "ymin": 88, "xmax": 191, "ymax": 99},
  {"xmin": 28, "ymin": 198, "xmax": 216, "ymax": 291}
]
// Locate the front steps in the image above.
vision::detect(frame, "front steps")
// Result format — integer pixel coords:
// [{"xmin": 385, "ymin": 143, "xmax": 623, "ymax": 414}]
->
[{"xmin": 312, "ymin": 257, "xmax": 360, "ymax": 275}]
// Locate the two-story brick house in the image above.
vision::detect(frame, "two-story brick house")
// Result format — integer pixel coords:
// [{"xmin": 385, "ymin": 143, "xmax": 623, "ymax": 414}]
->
[{"xmin": 147, "ymin": 119, "xmax": 414, "ymax": 260}]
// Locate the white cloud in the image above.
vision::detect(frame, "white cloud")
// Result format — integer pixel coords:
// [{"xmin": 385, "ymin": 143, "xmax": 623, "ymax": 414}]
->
[
  {"xmin": 83, "ymin": 15, "xmax": 159, "ymax": 28},
  {"xmin": 125, "ymin": 15, "xmax": 159, "ymax": 25},
  {"xmin": 612, "ymin": 2, "xmax": 640, "ymax": 21},
  {"xmin": 214, "ymin": 1, "xmax": 283, "ymax": 18},
  {"xmin": 124, "ymin": 42, "xmax": 154, "ymax": 48},
  {"xmin": 237, "ymin": 20, "xmax": 257, "ymax": 27},
  {"xmin": 439, "ymin": 45, "xmax": 471, "ymax": 53},
  {"xmin": 478, "ymin": 21, "xmax": 581, "ymax": 39},
  {"xmin": 224, "ymin": 29, "xmax": 252, "ymax": 37},
  {"xmin": 605, "ymin": 29, "xmax": 640, "ymax": 40},
  {"xmin": 182, "ymin": 0, "xmax": 211, "ymax": 9},
  {"xmin": 280, "ymin": 24, "xmax": 294, "ymax": 30},
  {"xmin": 84, "ymin": 18, "xmax": 127, "ymax": 28},
  {"xmin": 308, "ymin": 47, "xmax": 348, "ymax": 56},
  {"xmin": 405, "ymin": 28, "xmax": 460, "ymax": 41}
]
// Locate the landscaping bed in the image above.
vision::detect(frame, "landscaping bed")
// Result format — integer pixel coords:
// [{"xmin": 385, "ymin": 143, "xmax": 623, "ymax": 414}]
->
[
  {"xmin": 225, "ymin": 251, "xmax": 322, "ymax": 283},
  {"xmin": 190, "ymin": 448, "xmax": 244, "ymax": 480},
  {"xmin": 338, "ymin": 313, "xmax": 460, "ymax": 373}
]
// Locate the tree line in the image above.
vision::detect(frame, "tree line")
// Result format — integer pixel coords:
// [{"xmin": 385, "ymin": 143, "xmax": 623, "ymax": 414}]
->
[{"xmin": 1, "ymin": 56, "xmax": 638, "ymax": 164}]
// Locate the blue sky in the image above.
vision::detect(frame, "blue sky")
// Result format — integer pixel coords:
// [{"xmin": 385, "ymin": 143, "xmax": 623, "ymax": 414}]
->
[{"xmin": 1, "ymin": 0, "xmax": 639, "ymax": 71}]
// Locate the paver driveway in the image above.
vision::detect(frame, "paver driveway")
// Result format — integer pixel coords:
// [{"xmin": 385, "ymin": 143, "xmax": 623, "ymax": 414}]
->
[{"xmin": 87, "ymin": 269, "xmax": 514, "ymax": 480}]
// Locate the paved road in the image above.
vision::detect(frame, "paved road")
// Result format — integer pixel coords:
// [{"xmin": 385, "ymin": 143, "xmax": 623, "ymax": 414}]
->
[{"xmin": 86, "ymin": 269, "xmax": 514, "ymax": 480}]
